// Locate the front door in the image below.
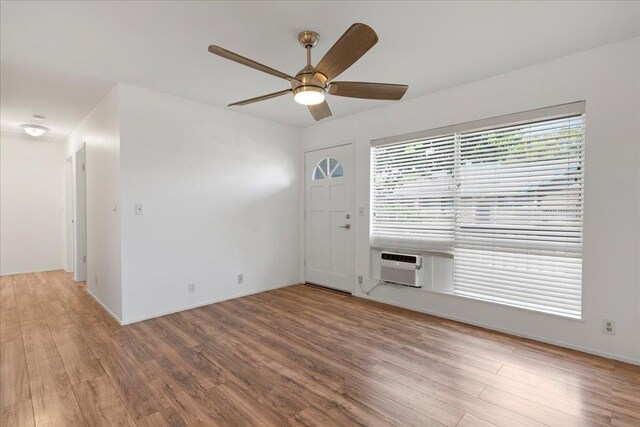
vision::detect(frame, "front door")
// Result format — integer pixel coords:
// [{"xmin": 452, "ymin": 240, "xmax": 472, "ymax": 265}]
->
[{"xmin": 305, "ymin": 144, "xmax": 354, "ymax": 293}]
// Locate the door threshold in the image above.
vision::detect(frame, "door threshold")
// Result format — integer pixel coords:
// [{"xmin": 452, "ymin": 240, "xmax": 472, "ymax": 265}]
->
[{"xmin": 304, "ymin": 282, "xmax": 352, "ymax": 295}]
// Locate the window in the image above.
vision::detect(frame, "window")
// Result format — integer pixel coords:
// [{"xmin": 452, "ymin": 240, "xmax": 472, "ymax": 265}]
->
[
  {"xmin": 370, "ymin": 135, "xmax": 455, "ymax": 250},
  {"xmin": 313, "ymin": 157, "xmax": 344, "ymax": 180},
  {"xmin": 454, "ymin": 115, "xmax": 584, "ymax": 318},
  {"xmin": 370, "ymin": 103, "xmax": 585, "ymax": 318}
]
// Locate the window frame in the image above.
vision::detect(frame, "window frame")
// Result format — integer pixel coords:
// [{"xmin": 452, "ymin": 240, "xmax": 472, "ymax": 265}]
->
[{"xmin": 312, "ymin": 157, "xmax": 344, "ymax": 180}]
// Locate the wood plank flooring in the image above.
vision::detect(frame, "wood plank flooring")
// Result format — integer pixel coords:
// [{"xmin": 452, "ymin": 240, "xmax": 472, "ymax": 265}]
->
[{"xmin": 1, "ymin": 271, "xmax": 639, "ymax": 426}]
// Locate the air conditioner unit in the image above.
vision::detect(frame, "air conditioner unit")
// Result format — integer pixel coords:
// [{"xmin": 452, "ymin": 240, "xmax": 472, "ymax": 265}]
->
[{"xmin": 380, "ymin": 252, "xmax": 423, "ymax": 288}]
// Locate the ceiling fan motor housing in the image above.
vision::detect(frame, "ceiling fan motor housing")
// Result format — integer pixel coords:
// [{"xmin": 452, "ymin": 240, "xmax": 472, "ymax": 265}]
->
[
  {"xmin": 293, "ymin": 31, "xmax": 327, "ymax": 96},
  {"xmin": 292, "ymin": 64, "xmax": 327, "ymax": 94}
]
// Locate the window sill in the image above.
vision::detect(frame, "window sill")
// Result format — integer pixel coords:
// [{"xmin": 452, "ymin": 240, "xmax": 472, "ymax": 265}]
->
[
  {"xmin": 369, "ymin": 243, "xmax": 454, "ymax": 259},
  {"xmin": 367, "ymin": 281, "xmax": 585, "ymax": 323}
]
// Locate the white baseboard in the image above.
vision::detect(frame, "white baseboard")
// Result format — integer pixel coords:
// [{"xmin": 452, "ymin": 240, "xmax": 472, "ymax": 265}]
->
[
  {"xmin": 86, "ymin": 289, "xmax": 123, "ymax": 325},
  {"xmin": 119, "ymin": 282, "xmax": 295, "ymax": 325},
  {"xmin": 359, "ymin": 293, "xmax": 640, "ymax": 366},
  {"xmin": 81, "ymin": 278, "xmax": 640, "ymax": 366},
  {"xmin": 1, "ymin": 267, "xmax": 64, "ymax": 277}
]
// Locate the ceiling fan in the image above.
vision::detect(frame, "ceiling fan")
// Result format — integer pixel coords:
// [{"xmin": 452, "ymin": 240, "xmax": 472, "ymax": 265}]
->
[{"xmin": 208, "ymin": 23, "xmax": 408, "ymax": 121}]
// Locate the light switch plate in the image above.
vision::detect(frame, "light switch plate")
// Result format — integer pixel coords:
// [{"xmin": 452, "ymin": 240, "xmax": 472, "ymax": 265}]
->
[{"xmin": 135, "ymin": 204, "xmax": 144, "ymax": 215}]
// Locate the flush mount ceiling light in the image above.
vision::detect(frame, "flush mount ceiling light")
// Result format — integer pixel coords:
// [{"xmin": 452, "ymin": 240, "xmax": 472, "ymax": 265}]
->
[
  {"xmin": 21, "ymin": 124, "xmax": 49, "ymax": 137},
  {"xmin": 207, "ymin": 23, "xmax": 408, "ymax": 121}
]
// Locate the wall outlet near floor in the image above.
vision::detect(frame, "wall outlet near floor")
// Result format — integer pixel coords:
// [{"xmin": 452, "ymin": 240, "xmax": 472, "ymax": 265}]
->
[
  {"xmin": 357, "ymin": 275, "xmax": 363, "ymax": 284},
  {"xmin": 237, "ymin": 274, "xmax": 243, "ymax": 284},
  {"xmin": 188, "ymin": 283, "xmax": 196, "ymax": 294},
  {"xmin": 95, "ymin": 276, "xmax": 98, "ymax": 287},
  {"xmin": 603, "ymin": 319, "xmax": 616, "ymax": 335}
]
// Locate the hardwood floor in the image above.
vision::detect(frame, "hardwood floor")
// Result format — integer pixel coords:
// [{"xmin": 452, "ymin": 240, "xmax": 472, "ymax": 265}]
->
[{"xmin": 1, "ymin": 271, "xmax": 639, "ymax": 426}]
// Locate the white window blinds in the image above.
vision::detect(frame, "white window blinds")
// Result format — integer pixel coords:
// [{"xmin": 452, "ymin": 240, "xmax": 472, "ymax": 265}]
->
[
  {"xmin": 370, "ymin": 104, "xmax": 585, "ymax": 319},
  {"xmin": 370, "ymin": 135, "xmax": 455, "ymax": 250},
  {"xmin": 454, "ymin": 115, "xmax": 584, "ymax": 318}
]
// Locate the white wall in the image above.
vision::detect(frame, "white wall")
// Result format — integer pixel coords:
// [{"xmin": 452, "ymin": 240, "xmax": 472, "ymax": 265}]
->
[
  {"xmin": 302, "ymin": 37, "xmax": 640, "ymax": 364},
  {"xmin": 66, "ymin": 87, "xmax": 121, "ymax": 319},
  {"xmin": 0, "ymin": 132, "xmax": 65, "ymax": 275},
  {"xmin": 117, "ymin": 85, "xmax": 302, "ymax": 324}
]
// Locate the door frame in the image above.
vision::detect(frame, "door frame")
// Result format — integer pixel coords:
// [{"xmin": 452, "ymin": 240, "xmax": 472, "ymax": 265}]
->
[{"xmin": 303, "ymin": 140, "xmax": 356, "ymax": 294}]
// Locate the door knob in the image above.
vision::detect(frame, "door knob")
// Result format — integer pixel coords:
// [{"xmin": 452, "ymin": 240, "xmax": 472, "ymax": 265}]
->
[{"xmin": 339, "ymin": 224, "xmax": 351, "ymax": 229}]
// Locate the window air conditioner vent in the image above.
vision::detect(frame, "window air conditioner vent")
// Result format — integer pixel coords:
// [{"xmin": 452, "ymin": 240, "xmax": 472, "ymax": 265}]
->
[{"xmin": 380, "ymin": 252, "xmax": 422, "ymax": 288}]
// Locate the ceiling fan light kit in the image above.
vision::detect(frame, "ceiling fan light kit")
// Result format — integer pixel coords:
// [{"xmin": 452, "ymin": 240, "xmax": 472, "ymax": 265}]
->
[
  {"xmin": 293, "ymin": 86, "xmax": 325, "ymax": 105},
  {"xmin": 208, "ymin": 23, "xmax": 408, "ymax": 121}
]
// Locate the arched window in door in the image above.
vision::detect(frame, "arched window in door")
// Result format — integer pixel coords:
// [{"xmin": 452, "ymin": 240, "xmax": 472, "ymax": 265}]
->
[{"xmin": 312, "ymin": 157, "xmax": 344, "ymax": 180}]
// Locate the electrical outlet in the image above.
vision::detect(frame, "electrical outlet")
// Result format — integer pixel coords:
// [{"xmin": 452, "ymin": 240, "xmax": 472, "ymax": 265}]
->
[
  {"xmin": 603, "ymin": 319, "xmax": 616, "ymax": 335},
  {"xmin": 188, "ymin": 283, "xmax": 196, "ymax": 294},
  {"xmin": 357, "ymin": 275, "xmax": 363, "ymax": 284},
  {"xmin": 135, "ymin": 204, "xmax": 144, "ymax": 215},
  {"xmin": 94, "ymin": 276, "xmax": 98, "ymax": 287},
  {"xmin": 237, "ymin": 274, "xmax": 243, "ymax": 284}
]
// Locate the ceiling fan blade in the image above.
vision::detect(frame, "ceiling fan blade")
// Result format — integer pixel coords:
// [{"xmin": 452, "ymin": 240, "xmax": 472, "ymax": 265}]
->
[
  {"xmin": 228, "ymin": 89, "xmax": 292, "ymax": 106},
  {"xmin": 308, "ymin": 100, "xmax": 332, "ymax": 121},
  {"xmin": 313, "ymin": 23, "xmax": 378, "ymax": 82},
  {"xmin": 208, "ymin": 45, "xmax": 297, "ymax": 82},
  {"xmin": 328, "ymin": 82, "xmax": 408, "ymax": 100}
]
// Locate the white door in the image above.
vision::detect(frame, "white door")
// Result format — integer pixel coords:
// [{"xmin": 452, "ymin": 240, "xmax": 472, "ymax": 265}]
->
[
  {"xmin": 74, "ymin": 148, "xmax": 87, "ymax": 282},
  {"xmin": 65, "ymin": 157, "xmax": 75, "ymax": 273},
  {"xmin": 305, "ymin": 144, "xmax": 354, "ymax": 293}
]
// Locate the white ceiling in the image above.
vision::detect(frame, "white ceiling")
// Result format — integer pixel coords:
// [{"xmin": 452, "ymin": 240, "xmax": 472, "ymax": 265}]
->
[{"xmin": 2, "ymin": 1, "xmax": 639, "ymax": 141}]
